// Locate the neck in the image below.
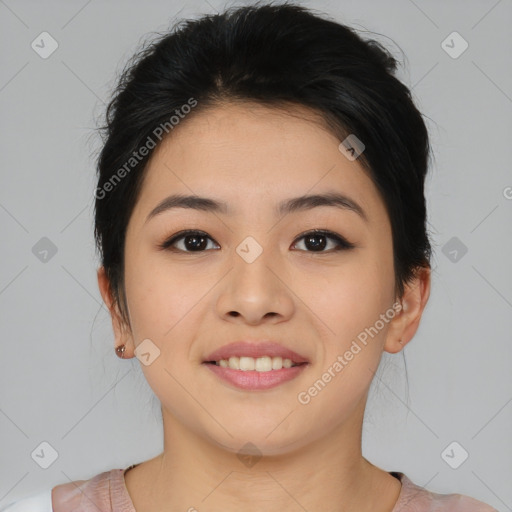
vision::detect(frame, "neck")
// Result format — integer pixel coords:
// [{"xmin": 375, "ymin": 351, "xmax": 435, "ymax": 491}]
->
[{"xmin": 125, "ymin": 399, "xmax": 402, "ymax": 512}]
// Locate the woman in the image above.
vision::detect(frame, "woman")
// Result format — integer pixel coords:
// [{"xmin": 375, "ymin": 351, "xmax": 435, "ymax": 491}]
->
[{"xmin": 1, "ymin": 2, "xmax": 497, "ymax": 511}]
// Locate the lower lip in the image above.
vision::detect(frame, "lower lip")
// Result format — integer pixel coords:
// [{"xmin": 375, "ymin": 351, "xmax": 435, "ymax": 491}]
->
[{"xmin": 203, "ymin": 362, "xmax": 309, "ymax": 390}]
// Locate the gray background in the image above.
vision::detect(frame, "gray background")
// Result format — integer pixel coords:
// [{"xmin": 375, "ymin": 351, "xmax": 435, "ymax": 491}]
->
[{"xmin": 0, "ymin": 0, "xmax": 511, "ymax": 510}]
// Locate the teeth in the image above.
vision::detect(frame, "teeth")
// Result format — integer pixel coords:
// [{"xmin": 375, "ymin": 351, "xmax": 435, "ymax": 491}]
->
[{"xmin": 215, "ymin": 356, "xmax": 298, "ymax": 371}]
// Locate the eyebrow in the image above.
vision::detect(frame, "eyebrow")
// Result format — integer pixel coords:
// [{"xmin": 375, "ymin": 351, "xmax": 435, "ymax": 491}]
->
[{"xmin": 145, "ymin": 192, "xmax": 368, "ymax": 224}]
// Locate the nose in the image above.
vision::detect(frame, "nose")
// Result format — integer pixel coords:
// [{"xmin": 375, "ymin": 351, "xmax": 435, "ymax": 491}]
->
[{"xmin": 215, "ymin": 247, "xmax": 295, "ymax": 326}]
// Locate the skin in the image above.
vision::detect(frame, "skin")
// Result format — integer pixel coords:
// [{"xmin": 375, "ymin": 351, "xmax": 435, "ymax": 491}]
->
[{"xmin": 97, "ymin": 101, "xmax": 430, "ymax": 512}]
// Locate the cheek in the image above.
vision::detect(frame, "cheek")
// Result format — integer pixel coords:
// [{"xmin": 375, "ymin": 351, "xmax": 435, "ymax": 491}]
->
[
  {"xmin": 294, "ymin": 262, "xmax": 390, "ymax": 423},
  {"xmin": 123, "ymin": 252, "xmax": 204, "ymax": 409},
  {"xmin": 123, "ymin": 244, "xmax": 206, "ymax": 338},
  {"xmin": 297, "ymin": 250, "xmax": 394, "ymax": 388},
  {"xmin": 298, "ymin": 253, "xmax": 388, "ymax": 330}
]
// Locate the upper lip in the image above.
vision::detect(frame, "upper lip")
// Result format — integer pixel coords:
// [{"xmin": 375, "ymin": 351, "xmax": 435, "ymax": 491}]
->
[{"xmin": 203, "ymin": 341, "xmax": 310, "ymax": 364}]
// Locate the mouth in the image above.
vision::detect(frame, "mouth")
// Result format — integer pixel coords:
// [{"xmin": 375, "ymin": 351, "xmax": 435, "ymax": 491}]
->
[
  {"xmin": 201, "ymin": 341, "xmax": 310, "ymax": 391},
  {"xmin": 203, "ymin": 357, "xmax": 308, "ymax": 371},
  {"xmin": 204, "ymin": 356, "xmax": 308, "ymax": 372}
]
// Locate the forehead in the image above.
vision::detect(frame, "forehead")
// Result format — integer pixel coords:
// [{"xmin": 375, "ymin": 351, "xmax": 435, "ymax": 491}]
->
[{"xmin": 131, "ymin": 102, "xmax": 387, "ymax": 228}]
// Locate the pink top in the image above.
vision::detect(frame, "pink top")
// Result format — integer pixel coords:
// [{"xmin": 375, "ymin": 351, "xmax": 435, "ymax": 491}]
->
[{"xmin": 50, "ymin": 465, "xmax": 497, "ymax": 511}]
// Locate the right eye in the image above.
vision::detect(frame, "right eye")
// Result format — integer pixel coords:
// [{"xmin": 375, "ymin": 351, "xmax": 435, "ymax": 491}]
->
[{"xmin": 158, "ymin": 230, "xmax": 220, "ymax": 252}]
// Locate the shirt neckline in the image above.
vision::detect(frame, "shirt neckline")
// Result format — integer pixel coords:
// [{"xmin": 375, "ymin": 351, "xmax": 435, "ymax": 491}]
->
[{"xmin": 116, "ymin": 464, "xmax": 406, "ymax": 512}]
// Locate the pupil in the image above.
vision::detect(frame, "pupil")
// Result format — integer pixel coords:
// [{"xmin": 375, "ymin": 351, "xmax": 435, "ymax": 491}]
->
[
  {"xmin": 185, "ymin": 235, "xmax": 207, "ymax": 251},
  {"xmin": 306, "ymin": 234, "xmax": 326, "ymax": 251}
]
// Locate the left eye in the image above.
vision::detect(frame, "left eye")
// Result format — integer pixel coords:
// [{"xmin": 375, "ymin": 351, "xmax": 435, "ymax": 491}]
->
[
  {"xmin": 292, "ymin": 230, "xmax": 354, "ymax": 252},
  {"xmin": 159, "ymin": 229, "xmax": 354, "ymax": 253}
]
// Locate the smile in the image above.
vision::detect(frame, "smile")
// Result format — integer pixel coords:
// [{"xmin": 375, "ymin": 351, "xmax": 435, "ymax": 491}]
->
[{"xmin": 206, "ymin": 355, "xmax": 304, "ymax": 371}]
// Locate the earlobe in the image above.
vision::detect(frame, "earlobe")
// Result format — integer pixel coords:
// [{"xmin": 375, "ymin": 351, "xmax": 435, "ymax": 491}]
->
[{"xmin": 384, "ymin": 266, "xmax": 431, "ymax": 354}]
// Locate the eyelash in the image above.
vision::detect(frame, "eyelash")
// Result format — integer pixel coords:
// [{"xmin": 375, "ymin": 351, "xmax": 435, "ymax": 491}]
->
[{"xmin": 158, "ymin": 229, "xmax": 355, "ymax": 253}]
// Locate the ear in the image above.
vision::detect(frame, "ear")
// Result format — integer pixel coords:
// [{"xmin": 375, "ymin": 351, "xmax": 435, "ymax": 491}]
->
[
  {"xmin": 97, "ymin": 266, "xmax": 134, "ymax": 357},
  {"xmin": 384, "ymin": 266, "xmax": 431, "ymax": 354}
]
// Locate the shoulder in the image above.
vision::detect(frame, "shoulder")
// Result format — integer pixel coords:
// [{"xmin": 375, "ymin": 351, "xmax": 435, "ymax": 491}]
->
[
  {"xmin": 51, "ymin": 468, "xmax": 125, "ymax": 511},
  {"xmin": 0, "ymin": 468, "xmax": 126, "ymax": 512},
  {"xmin": 392, "ymin": 472, "xmax": 498, "ymax": 512}
]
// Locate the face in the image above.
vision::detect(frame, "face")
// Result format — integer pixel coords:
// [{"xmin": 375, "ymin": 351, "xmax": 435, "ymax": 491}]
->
[{"xmin": 104, "ymin": 102, "xmax": 407, "ymax": 456}]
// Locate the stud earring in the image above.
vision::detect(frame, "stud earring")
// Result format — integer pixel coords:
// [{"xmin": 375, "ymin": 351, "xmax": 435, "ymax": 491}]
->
[{"xmin": 115, "ymin": 344, "xmax": 126, "ymax": 358}]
